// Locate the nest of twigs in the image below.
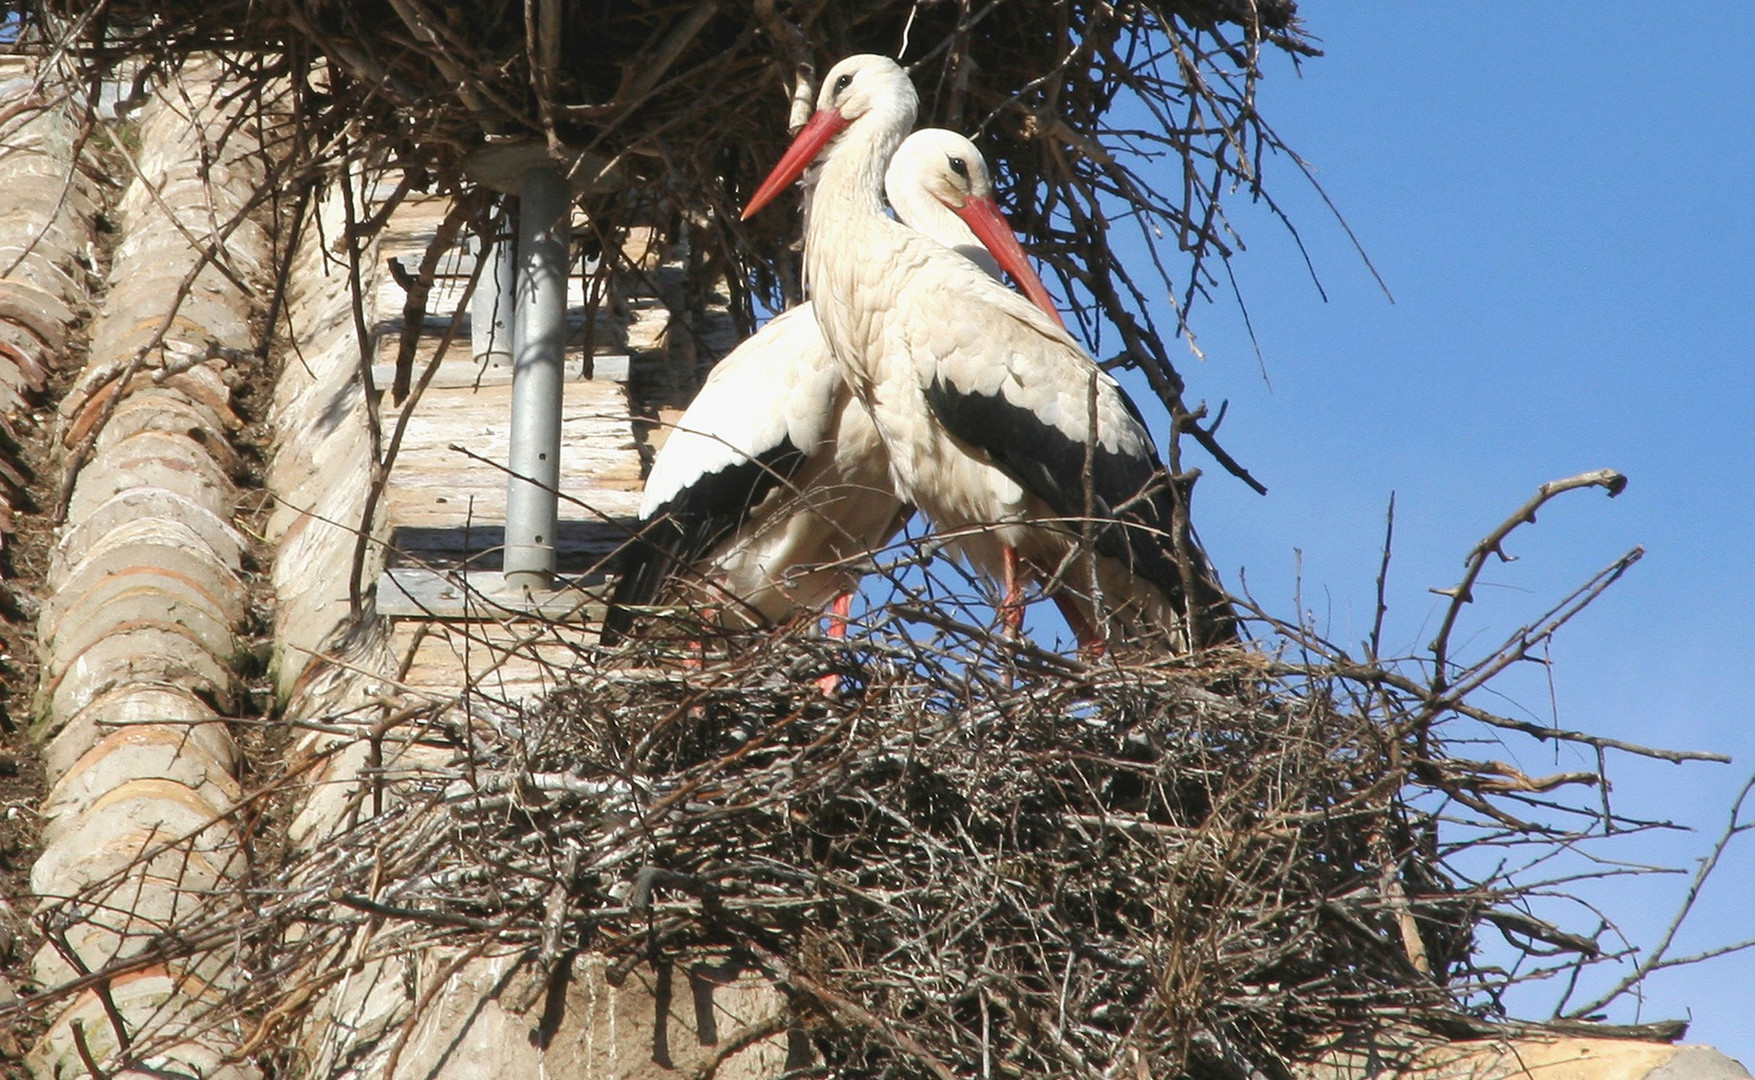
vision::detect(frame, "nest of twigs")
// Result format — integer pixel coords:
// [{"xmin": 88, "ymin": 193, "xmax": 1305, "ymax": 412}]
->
[
  {"xmin": 12, "ymin": 495, "xmax": 1723, "ymax": 1077},
  {"xmin": 456, "ymin": 634, "xmax": 1468, "ymax": 1079},
  {"xmin": 205, "ymin": 627, "xmax": 1468, "ymax": 1079},
  {"xmin": 189, "ymin": 560, "xmax": 1665, "ymax": 1080}
]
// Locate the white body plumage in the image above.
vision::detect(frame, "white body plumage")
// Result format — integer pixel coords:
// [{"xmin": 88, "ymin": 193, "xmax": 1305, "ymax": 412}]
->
[
  {"xmin": 745, "ymin": 55, "xmax": 1233, "ymax": 648},
  {"xmin": 605, "ymin": 127, "xmax": 1053, "ymax": 641}
]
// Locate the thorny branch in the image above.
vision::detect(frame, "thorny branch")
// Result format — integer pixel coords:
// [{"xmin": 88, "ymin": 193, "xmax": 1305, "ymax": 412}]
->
[
  {"xmin": 1428, "ymin": 469, "xmax": 1628, "ymax": 693},
  {"xmin": 1565, "ymin": 771, "xmax": 1755, "ymax": 1018}
]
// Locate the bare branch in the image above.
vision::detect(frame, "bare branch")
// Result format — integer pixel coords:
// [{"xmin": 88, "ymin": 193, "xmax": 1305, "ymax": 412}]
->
[
  {"xmin": 1429, "ymin": 469, "xmax": 1628, "ymax": 690},
  {"xmin": 1567, "ymin": 771, "xmax": 1755, "ymax": 1017}
]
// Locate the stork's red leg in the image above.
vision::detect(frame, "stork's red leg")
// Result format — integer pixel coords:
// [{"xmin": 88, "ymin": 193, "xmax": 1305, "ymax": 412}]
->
[
  {"xmin": 1000, "ymin": 546, "xmax": 1026, "ymax": 638},
  {"xmin": 684, "ymin": 605, "xmax": 715, "ymax": 669},
  {"xmin": 825, "ymin": 591, "xmax": 854, "ymax": 640},
  {"xmin": 683, "ymin": 621, "xmax": 706, "ymax": 718},
  {"xmin": 1050, "ymin": 592, "xmax": 1105, "ymax": 658},
  {"xmin": 817, "ymin": 592, "xmax": 855, "ymax": 696}
]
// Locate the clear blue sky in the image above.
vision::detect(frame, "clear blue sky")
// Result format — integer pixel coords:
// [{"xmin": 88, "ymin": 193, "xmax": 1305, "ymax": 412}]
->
[{"xmin": 1158, "ymin": 3, "xmax": 1754, "ymax": 1062}]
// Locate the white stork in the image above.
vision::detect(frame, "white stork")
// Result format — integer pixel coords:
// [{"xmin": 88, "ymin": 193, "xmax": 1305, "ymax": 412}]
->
[
  {"xmin": 742, "ymin": 54, "xmax": 1235, "ymax": 650},
  {"xmin": 601, "ymin": 128, "xmax": 1064, "ymax": 651}
]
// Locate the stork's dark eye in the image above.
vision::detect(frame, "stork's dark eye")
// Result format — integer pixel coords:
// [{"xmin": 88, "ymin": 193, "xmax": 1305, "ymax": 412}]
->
[
  {"xmin": 833, "ymin": 73, "xmax": 853, "ymax": 95},
  {"xmin": 948, "ymin": 156, "xmax": 969, "ymax": 179}
]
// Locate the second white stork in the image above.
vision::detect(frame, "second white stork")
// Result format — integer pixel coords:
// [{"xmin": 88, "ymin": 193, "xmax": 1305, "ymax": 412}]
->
[
  {"xmin": 743, "ymin": 54, "xmax": 1235, "ymax": 650},
  {"xmin": 601, "ymin": 127, "xmax": 1064, "ymax": 647}
]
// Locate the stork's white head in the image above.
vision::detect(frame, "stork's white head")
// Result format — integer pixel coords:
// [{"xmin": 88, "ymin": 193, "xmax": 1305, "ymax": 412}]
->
[
  {"xmin": 813, "ymin": 54, "xmax": 917, "ymax": 129},
  {"xmin": 742, "ymin": 55, "xmax": 919, "ymax": 220},
  {"xmin": 887, "ymin": 127, "xmax": 995, "ymax": 219},
  {"xmin": 886, "ymin": 128, "xmax": 1065, "ymax": 328}
]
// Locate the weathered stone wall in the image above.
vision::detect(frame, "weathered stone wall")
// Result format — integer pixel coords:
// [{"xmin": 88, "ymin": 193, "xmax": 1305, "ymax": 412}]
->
[
  {"xmin": 23, "ymin": 63, "xmax": 267, "ymax": 1080},
  {"xmin": 261, "ymin": 180, "xmax": 790, "ymax": 1079},
  {"xmin": 1301, "ymin": 1036, "xmax": 1748, "ymax": 1080},
  {"xmin": 0, "ymin": 59, "xmax": 93, "ymax": 563}
]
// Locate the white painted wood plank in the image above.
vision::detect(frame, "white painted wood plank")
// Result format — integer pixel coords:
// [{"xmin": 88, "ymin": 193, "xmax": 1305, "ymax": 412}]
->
[
  {"xmin": 368, "ymin": 353, "xmax": 627, "ymax": 389},
  {"xmin": 376, "ymin": 567, "xmax": 607, "ymax": 621}
]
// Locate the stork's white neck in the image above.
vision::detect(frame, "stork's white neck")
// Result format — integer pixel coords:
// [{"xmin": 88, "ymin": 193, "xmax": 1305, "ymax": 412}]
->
[
  {"xmin": 888, "ymin": 182, "xmax": 1003, "ymax": 281},
  {"xmin": 803, "ymin": 103, "xmax": 912, "ymax": 296},
  {"xmin": 819, "ymin": 120, "xmax": 895, "ymax": 219}
]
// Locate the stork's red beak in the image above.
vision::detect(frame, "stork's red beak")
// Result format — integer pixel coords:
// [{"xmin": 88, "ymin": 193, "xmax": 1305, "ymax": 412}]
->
[
  {"xmin": 742, "ymin": 108, "xmax": 849, "ymax": 220},
  {"xmin": 955, "ymin": 195, "xmax": 1066, "ymax": 329}
]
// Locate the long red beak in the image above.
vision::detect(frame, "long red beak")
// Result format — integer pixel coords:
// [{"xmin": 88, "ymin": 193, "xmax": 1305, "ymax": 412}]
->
[
  {"xmin": 742, "ymin": 108, "xmax": 849, "ymax": 221},
  {"xmin": 956, "ymin": 195, "xmax": 1066, "ymax": 329}
]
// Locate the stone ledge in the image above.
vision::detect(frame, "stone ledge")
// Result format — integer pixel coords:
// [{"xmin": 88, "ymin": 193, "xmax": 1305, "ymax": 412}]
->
[{"xmin": 1301, "ymin": 1037, "xmax": 1750, "ymax": 1080}]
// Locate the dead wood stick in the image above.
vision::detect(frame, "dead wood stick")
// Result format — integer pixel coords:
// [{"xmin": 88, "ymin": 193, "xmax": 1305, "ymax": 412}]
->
[
  {"xmin": 1567, "ymin": 770, "xmax": 1755, "ymax": 1017},
  {"xmin": 1428, "ymin": 469, "xmax": 1627, "ymax": 690}
]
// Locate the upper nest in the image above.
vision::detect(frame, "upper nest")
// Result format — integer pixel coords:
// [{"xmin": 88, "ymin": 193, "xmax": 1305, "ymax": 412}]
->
[{"xmin": 13, "ymin": 0, "xmax": 1315, "ymax": 488}]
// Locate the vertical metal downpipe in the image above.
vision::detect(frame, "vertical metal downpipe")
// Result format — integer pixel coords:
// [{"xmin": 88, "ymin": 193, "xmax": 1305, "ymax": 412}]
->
[{"xmin": 503, "ymin": 168, "xmax": 567, "ymax": 590}]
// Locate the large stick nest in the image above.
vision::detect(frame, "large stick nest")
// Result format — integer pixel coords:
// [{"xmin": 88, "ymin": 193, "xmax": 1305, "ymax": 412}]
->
[
  {"xmin": 6, "ymin": 480, "xmax": 1719, "ymax": 1077},
  {"xmin": 443, "ymin": 638, "xmax": 1466, "ymax": 1079}
]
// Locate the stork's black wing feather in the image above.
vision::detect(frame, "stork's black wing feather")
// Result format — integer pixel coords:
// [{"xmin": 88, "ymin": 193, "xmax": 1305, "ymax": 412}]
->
[
  {"xmin": 924, "ymin": 375, "xmax": 1181, "ymax": 582},
  {"xmin": 923, "ymin": 373, "xmax": 1235, "ymax": 643},
  {"xmin": 599, "ymin": 438, "xmax": 808, "ymax": 645}
]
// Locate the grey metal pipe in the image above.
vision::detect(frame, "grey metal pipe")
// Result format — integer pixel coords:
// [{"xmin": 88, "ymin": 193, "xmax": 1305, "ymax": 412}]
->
[
  {"xmin": 503, "ymin": 167, "xmax": 568, "ymax": 590},
  {"xmin": 471, "ymin": 206, "xmax": 516, "ymax": 368}
]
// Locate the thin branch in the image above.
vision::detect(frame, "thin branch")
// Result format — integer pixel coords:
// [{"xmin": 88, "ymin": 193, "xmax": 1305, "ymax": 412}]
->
[
  {"xmin": 1429, "ymin": 469, "xmax": 1628, "ymax": 691},
  {"xmin": 1567, "ymin": 771, "xmax": 1755, "ymax": 1017}
]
